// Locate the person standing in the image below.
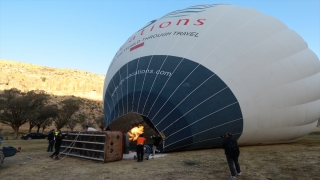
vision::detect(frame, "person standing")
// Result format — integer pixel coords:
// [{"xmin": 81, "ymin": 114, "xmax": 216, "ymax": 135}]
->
[
  {"xmin": 136, "ymin": 134, "xmax": 146, "ymax": 162},
  {"xmin": 222, "ymin": 132, "xmax": 241, "ymax": 179},
  {"xmin": 55, "ymin": 129, "xmax": 61, "ymax": 137},
  {"xmin": 50, "ymin": 132, "xmax": 67, "ymax": 160},
  {"xmin": 151, "ymin": 134, "xmax": 162, "ymax": 156},
  {"xmin": 47, "ymin": 129, "xmax": 55, "ymax": 152}
]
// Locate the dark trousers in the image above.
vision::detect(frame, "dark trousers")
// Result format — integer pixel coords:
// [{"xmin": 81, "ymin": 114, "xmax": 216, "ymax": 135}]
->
[
  {"xmin": 51, "ymin": 145, "xmax": 61, "ymax": 157},
  {"xmin": 47, "ymin": 140, "xmax": 54, "ymax": 152},
  {"xmin": 136, "ymin": 145, "xmax": 144, "ymax": 161},
  {"xmin": 226, "ymin": 155, "xmax": 241, "ymax": 176}
]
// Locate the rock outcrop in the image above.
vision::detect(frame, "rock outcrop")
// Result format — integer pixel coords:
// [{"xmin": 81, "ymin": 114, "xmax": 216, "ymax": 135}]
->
[{"xmin": 0, "ymin": 59, "xmax": 105, "ymax": 100}]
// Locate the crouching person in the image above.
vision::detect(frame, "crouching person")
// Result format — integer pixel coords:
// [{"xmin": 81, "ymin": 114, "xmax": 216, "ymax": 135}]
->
[
  {"xmin": 151, "ymin": 134, "xmax": 162, "ymax": 156},
  {"xmin": 50, "ymin": 132, "xmax": 68, "ymax": 160}
]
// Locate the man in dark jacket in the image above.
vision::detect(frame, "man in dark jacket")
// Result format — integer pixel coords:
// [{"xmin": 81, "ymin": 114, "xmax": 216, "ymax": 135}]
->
[
  {"xmin": 50, "ymin": 132, "xmax": 67, "ymax": 160},
  {"xmin": 222, "ymin": 132, "xmax": 241, "ymax": 179},
  {"xmin": 151, "ymin": 134, "xmax": 162, "ymax": 156},
  {"xmin": 47, "ymin": 129, "xmax": 55, "ymax": 152}
]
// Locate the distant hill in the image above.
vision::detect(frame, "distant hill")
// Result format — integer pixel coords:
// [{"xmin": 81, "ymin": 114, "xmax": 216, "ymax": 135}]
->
[{"xmin": 0, "ymin": 59, "xmax": 105, "ymax": 100}]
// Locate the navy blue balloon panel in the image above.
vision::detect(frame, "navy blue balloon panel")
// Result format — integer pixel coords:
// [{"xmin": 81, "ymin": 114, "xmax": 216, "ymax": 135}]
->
[{"xmin": 104, "ymin": 55, "xmax": 243, "ymax": 151}]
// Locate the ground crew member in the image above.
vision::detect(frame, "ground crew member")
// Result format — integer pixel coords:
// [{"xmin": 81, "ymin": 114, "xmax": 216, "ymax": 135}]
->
[
  {"xmin": 47, "ymin": 129, "xmax": 55, "ymax": 152},
  {"xmin": 55, "ymin": 130, "xmax": 61, "ymax": 137},
  {"xmin": 151, "ymin": 134, "xmax": 162, "ymax": 156},
  {"xmin": 136, "ymin": 134, "xmax": 146, "ymax": 162},
  {"xmin": 50, "ymin": 132, "xmax": 67, "ymax": 160},
  {"xmin": 222, "ymin": 132, "xmax": 241, "ymax": 179}
]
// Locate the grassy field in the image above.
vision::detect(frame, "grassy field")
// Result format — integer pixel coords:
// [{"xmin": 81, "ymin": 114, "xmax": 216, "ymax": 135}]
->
[{"xmin": 0, "ymin": 127, "xmax": 319, "ymax": 180}]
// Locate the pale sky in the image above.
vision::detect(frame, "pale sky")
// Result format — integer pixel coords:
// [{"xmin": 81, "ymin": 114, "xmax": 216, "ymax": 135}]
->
[{"xmin": 1, "ymin": 0, "xmax": 319, "ymax": 75}]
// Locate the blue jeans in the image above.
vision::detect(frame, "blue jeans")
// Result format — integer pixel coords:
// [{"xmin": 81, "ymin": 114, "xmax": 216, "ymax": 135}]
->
[
  {"xmin": 226, "ymin": 154, "xmax": 241, "ymax": 176},
  {"xmin": 47, "ymin": 140, "xmax": 54, "ymax": 152}
]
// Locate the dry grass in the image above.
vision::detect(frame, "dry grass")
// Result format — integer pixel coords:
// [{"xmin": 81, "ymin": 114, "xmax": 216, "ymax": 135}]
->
[{"xmin": 1, "ymin": 127, "xmax": 320, "ymax": 180}]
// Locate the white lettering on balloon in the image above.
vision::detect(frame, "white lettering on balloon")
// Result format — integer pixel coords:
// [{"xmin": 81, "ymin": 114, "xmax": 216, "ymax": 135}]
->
[{"xmin": 110, "ymin": 69, "xmax": 172, "ymax": 97}]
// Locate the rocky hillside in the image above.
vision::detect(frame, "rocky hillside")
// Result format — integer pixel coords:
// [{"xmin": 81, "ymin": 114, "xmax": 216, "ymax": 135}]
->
[{"xmin": 0, "ymin": 59, "xmax": 105, "ymax": 100}]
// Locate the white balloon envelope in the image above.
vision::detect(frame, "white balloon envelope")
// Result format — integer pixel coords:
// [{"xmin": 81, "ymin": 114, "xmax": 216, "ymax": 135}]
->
[{"xmin": 103, "ymin": 4, "xmax": 320, "ymax": 151}]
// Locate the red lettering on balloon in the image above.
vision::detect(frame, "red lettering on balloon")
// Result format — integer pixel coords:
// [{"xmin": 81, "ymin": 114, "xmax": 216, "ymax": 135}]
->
[
  {"xmin": 194, "ymin": 19, "xmax": 206, "ymax": 26},
  {"xmin": 177, "ymin": 19, "xmax": 189, "ymax": 25},
  {"xmin": 159, "ymin": 22, "xmax": 171, "ymax": 28}
]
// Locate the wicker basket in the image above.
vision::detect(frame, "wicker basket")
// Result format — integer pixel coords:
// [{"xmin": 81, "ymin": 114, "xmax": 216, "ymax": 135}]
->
[{"xmin": 60, "ymin": 131, "xmax": 123, "ymax": 163}]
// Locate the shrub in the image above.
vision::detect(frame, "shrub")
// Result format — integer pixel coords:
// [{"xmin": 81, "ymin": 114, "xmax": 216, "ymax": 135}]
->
[{"xmin": 41, "ymin": 77, "xmax": 46, "ymax": 82}]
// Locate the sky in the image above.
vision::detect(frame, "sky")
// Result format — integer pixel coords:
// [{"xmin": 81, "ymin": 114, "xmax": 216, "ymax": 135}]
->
[{"xmin": 0, "ymin": 0, "xmax": 319, "ymax": 75}]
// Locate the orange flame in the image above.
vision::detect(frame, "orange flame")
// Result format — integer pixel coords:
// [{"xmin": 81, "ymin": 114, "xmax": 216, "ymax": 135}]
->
[{"xmin": 127, "ymin": 125, "xmax": 144, "ymax": 141}]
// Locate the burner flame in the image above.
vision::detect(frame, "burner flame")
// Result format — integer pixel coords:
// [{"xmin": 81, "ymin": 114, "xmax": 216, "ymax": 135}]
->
[{"xmin": 127, "ymin": 125, "xmax": 144, "ymax": 141}]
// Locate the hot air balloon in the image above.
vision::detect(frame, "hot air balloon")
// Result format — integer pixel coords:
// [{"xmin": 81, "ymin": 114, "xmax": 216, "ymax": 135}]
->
[{"xmin": 103, "ymin": 4, "xmax": 320, "ymax": 151}]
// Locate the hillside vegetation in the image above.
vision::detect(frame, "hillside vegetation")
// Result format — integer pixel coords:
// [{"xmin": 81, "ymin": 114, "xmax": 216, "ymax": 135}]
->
[{"xmin": 0, "ymin": 59, "xmax": 105, "ymax": 136}]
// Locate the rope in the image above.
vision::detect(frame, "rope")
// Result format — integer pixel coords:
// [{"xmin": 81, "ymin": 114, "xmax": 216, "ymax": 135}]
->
[
  {"xmin": 55, "ymin": 131, "xmax": 81, "ymax": 161},
  {"xmin": 15, "ymin": 131, "xmax": 82, "ymax": 165},
  {"xmin": 55, "ymin": 131, "xmax": 82, "ymax": 180}
]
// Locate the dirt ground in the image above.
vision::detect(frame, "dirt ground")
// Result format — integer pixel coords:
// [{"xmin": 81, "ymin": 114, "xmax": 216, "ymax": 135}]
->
[{"xmin": 0, "ymin": 127, "xmax": 319, "ymax": 180}]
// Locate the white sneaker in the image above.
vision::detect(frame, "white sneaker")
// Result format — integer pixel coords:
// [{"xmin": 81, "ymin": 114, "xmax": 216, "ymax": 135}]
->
[
  {"xmin": 237, "ymin": 172, "xmax": 241, "ymax": 176},
  {"xmin": 231, "ymin": 176, "xmax": 236, "ymax": 179}
]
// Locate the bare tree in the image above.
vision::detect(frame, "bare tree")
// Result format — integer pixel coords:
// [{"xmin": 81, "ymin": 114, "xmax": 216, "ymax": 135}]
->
[
  {"xmin": 66, "ymin": 117, "xmax": 80, "ymax": 131},
  {"xmin": 0, "ymin": 89, "xmax": 49, "ymax": 138},
  {"xmin": 77, "ymin": 113, "xmax": 91, "ymax": 129},
  {"xmin": 77, "ymin": 113, "xmax": 86, "ymax": 125},
  {"xmin": 34, "ymin": 105, "xmax": 58, "ymax": 133},
  {"xmin": 41, "ymin": 118, "xmax": 54, "ymax": 133},
  {"xmin": 25, "ymin": 91, "xmax": 51, "ymax": 133},
  {"xmin": 54, "ymin": 98, "xmax": 81, "ymax": 130},
  {"xmin": 0, "ymin": 89, "xmax": 26, "ymax": 138},
  {"xmin": 27, "ymin": 111, "xmax": 39, "ymax": 133},
  {"xmin": 95, "ymin": 115, "xmax": 106, "ymax": 130}
]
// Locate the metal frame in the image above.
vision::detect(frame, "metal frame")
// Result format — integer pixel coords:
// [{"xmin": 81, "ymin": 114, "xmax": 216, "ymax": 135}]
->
[{"xmin": 60, "ymin": 131, "xmax": 123, "ymax": 163}]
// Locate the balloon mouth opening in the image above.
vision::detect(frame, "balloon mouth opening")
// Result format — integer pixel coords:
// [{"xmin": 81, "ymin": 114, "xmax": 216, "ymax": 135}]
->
[{"xmin": 107, "ymin": 112, "xmax": 161, "ymax": 145}]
